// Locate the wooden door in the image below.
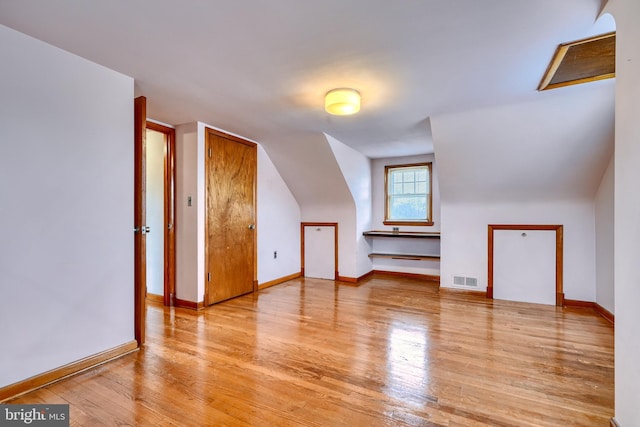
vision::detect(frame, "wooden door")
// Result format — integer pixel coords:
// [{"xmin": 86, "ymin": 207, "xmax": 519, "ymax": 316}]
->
[
  {"xmin": 205, "ymin": 128, "xmax": 257, "ymax": 305},
  {"xmin": 134, "ymin": 96, "xmax": 147, "ymax": 345}
]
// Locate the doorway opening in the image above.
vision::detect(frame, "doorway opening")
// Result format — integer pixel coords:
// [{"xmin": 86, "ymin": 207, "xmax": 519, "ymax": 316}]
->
[
  {"xmin": 134, "ymin": 95, "xmax": 177, "ymax": 347},
  {"xmin": 145, "ymin": 121, "xmax": 176, "ymax": 307}
]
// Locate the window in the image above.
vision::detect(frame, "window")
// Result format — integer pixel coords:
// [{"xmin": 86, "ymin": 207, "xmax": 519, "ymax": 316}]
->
[{"xmin": 384, "ymin": 162, "xmax": 432, "ymax": 226}]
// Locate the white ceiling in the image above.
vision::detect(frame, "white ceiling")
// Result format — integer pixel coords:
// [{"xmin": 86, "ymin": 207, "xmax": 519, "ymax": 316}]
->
[{"xmin": 0, "ymin": 0, "xmax": 613, "ymax": 159}]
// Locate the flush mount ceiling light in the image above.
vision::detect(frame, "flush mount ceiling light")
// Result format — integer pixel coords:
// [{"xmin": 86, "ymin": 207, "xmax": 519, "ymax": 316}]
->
[{"xmin": 325, "ymin": 88, "xmax": 360, "ymax": 115}]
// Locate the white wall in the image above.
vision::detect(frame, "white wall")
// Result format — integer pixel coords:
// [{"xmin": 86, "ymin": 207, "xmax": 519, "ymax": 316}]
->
[
  {"xmin": 301, "ymin": 203, "xmax": 356, "ymax": 279},
  {"xmin": 261, "ymin": 132, "xmax": 359, "ymax": 278},
  {"xmin": 595, "ymin": 154, "xmax": 614, "ymax": 314},
  {"xmin": 606, "ymin": 0, "xmax": 640, "ymax": 424},
  {"xmin": 430, "ymin": 78, "xmax": 613, "ymax": 299},
  {"xmin": 439, "ymin": 200, "xmax": 596, "ymax": 301},
  {"xmin": 325, "ymin": 134, "xmax": 373, "ymax": 278},
  {"xmin": 257, "ymin": 145, "xmax": 301, "ymax": 284},
  {"xmin": 0, "ymin": 25, "xmax": 134, "ymax": 387},
  {"xmin": 196, "ymin": 123, "xmax": 207, "ymax": 302},
  {"xmin": 175, "ymin": 122, "xmax": 208, "ymax": 303},
  {"xmin": 175, "ymin": 123, "xmax": 201, "ymax": 303}
]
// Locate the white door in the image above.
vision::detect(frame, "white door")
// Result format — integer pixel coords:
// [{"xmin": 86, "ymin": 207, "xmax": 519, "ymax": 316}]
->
[
  {"xmin": 493, "ymin": 229, "xmax": 556, "ymax": 305},
  {"xmin": 304, "ymin": 226, "xmax": 335, "ymax": 280}
]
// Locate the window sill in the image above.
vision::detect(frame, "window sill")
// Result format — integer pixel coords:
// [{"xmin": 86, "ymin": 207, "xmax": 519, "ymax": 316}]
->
[
  {"xmin": 383, "ymin": 221, "xmax": 434, "ymax": 227},
  {"xmin": 363, "ymin": 230, "xmax": 440, "ymax": 238}
]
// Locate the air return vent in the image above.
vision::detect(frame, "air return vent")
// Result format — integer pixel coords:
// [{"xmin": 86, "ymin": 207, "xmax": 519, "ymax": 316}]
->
[{"xmin": 453, "ymin": 276, "xmax": 478, "ymax": 287}]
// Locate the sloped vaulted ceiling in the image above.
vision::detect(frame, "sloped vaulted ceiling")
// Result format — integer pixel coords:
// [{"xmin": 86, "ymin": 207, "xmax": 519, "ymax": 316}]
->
[
  {"xmin": 431, "ymin": 79, "xmax": 614, "ymax": 203},
  {"xmin": 0, "ymin": 0, "xmax": 613, "ymax": 158},
  {"xmin": 0, "ymin": 0, "xmax": 615, "ymax": 206}
]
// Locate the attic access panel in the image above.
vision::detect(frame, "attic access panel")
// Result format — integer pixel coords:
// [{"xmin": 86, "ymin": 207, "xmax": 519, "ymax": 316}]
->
[{"xmin": 538, "ymin": 32, "xmax": 615, "ymax": 91}]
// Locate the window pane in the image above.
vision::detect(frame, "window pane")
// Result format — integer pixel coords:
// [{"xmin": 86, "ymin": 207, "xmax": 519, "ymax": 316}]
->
[
  {"xmin": 389, "ymin": 196, "xmax": 427, "ymax": 220},
  {"xmin": 402, "ymin": 182, "xmax": 414, "ymax": 194},
  {"xmin": 403, "ymin": 171, "xmax": 415, "ymax": 182},
  {"xmin": 416, "ymin": 169, "xmax": 427, "ymax": 181},
  {"xmin": 416, "ymin": 181, "xmax": 427, "ymax": 194},
  {"xmin": 393, "ymin": 183, "xmax": 403, "ymax": 194}
]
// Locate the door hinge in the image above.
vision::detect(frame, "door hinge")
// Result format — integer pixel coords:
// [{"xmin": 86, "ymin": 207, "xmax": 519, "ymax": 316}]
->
[
  {"xmin": 208, "ymin": 147, "xmax": 212, "ymax": 158},
  {"xmin": 207, "ymin": 272, "xmax": 211, "ymax": 282}
]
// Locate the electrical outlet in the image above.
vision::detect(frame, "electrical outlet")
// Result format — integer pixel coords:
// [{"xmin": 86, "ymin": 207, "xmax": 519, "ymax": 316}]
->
[{"xmin": 273, "ymin": 251, "xmax": 277, "ymax": 259}]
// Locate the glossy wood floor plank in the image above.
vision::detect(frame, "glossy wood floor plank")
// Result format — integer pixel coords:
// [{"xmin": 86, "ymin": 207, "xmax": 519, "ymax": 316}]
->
[{"xmin": 9, "ymin": 276, "xmax": 613, "ymax": 426}]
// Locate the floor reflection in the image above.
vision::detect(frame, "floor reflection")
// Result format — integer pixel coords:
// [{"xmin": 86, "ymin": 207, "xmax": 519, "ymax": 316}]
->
[
  {"xmin": 384, "ymin": 321, "xmax": 430, "ymax": 406},
  {"xmin": 14, "ymin": 276, "xmax": 611, "ymax": 426}
]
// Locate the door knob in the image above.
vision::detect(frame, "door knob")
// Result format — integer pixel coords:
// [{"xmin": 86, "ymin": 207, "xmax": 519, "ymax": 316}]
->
[
  {"xmin": 248, "ymin": 224, "xmax": 255, "ymax": 230},
  {"xmin": 142, "ymin": 226, "xmax": 151, "ymax": 234}
]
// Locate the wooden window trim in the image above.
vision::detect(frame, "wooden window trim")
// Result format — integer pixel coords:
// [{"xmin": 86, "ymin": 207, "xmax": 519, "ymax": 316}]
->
[{"xmin": 383, "ymin": 162, "xmax": 433, "ymax": 226}]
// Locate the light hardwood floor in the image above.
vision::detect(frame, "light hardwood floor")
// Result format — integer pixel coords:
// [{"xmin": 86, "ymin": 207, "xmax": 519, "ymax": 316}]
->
[{"xmin": 10, "ymin": 276, "xmax": 614, "ymax": 426}]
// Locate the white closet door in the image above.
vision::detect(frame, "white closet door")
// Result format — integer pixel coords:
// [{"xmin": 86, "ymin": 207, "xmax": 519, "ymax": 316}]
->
[
  {"xmin": 304, "ymin": 226, "xmax": 335, "ymax": 280},
  {"xmin": 493, "ymin": 229, "xmax": 556, "ymax": 305}
]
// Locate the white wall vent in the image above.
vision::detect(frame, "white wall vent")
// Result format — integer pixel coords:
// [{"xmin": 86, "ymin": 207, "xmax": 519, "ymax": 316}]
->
[{"xmin": 453, "ymin": 275, "xmax": 478, "ymax": 287}]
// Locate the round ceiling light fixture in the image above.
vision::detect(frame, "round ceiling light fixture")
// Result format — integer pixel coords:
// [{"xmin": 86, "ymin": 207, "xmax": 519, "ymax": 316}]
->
[{"xmin": 325, "ymin": 88, "xmax": 361, "ymax": 115}]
